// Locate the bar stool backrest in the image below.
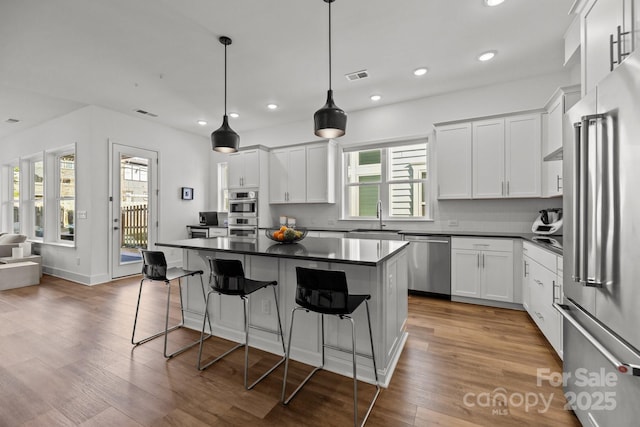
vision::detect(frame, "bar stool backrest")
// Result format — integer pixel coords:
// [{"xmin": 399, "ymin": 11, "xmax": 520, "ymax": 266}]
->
[
  {"xmin": 209, "ymin": 258, "xmax": 246, "ymax": 294},
  {"xmin": 295, "ymin": 267, "xmax": 348, "ymax": 313},
  {"xmin": 141, "ymin": 250, "xmax": 168, "ymax": 280}
]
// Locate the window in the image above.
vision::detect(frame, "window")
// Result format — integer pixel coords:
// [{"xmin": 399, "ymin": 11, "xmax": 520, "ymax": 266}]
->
[
  {"xmin": 58, "ymin": 152, "xmax": 75, "ymax": 242},
  {"xmin": 32, "ymin": 158, "xmax": 44, "ymax": 239},
  {"xmin": 343, "ymin": 140, "xmax": 429, "ymax": 220},
  {"xmin": 12, "ymin": 164, "xmax": 20, "ymax": 233},
  {"xmin": 218, "ymin": 162, "xmax": 229, "ymax": 212}
]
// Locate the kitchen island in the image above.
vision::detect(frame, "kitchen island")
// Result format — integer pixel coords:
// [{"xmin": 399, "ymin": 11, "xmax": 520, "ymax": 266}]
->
[{"xmin": 156, "ymin": 236, "xmax": 409, "ymax": 386}]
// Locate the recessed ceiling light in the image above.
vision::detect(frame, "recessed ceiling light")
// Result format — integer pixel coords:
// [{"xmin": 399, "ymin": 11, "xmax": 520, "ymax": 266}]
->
[
  {"xmin": 267, "ymin": 103, "xmax": 278, "ymax": 110},
  {"xmin": 229, "ymin": 112, "xmax": 239, "ymax": 118},
  {"xmin": 197, "ymin": 120, "xmax": 207, "ymax": 126},
  {"xmin": 478, "ymin": 51, "xmax": 497, "ymax": 62},
  {"xmin": 484, "ymin": 0, "xmax": 505, "ymax": 6},
  {"xmin": 370, "ymin": 95, "xmax": 382, "ymax": 101},
  {"xmin": 413, "ymin": 67, "xmax": 428, "ymax": 76}
]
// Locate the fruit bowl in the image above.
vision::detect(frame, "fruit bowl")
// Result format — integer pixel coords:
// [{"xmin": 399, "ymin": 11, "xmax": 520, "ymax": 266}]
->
[{"xmin": 265, "ymin": 227, "xmax": 307, "ymax": 243}]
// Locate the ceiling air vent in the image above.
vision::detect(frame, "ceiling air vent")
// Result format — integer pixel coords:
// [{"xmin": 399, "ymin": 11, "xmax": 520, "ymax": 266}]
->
[
  {"xmin": 5, "ymin": 118, "xmax": 20, "ymax": 123},
  {"xmin": 134, "ymin": 109, "xmax": 158, "ymax": 118},
  {"xmin": 345, "ymin": 70, "xmax": 369, "ymax": 81}
]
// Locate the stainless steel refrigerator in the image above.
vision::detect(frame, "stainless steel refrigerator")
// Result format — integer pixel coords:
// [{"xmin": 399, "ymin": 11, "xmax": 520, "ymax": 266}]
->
[{"xmin": 557, "ymin": 50, "xmax": 640, "ymax": 426}]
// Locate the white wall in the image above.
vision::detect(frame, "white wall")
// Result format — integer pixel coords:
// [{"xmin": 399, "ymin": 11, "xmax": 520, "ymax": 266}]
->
[
  {"xmin": 0, "ymin": 105, "xmax": 210, "ymax": 284},
  {"xmin": 217, "ymin": 71, "xmax": 573, "ymax": 233}
]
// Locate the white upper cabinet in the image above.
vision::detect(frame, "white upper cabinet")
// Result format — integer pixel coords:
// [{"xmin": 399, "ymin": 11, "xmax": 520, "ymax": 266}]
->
[
  {"xmin": 228, "ymin": 148, "xmax": 264, "ymax": 189},
  {"xmin": 438, "ymin": 112, "xmax": 542, "ymax": 200},
  {"xmin": 435, "ymin": 122, "xmax": 472, "ymax": 199},
  {"xmin": 473, "ymin": 118, "xmax": 505, "ymax": 198},
  {"xmin": 580, "ymin": 0, "xmax": 636, "ymax": 95},
  {"xmin": 306, "ymin": 142, "xmax": 336, "ymax": 203},
  {"xmin": 542, "ymin": 85, "xmax": 580, "ymax": 198},
  {"xmin": 269, "ymin": 146, "xmax": 306, "ymax": 203},
  {"xmin": 269, "ymin": 140, "xmax": 336, "ymax": 204},
  {"xmin": 504, "ymin": 114, "xmax": 542, "ymax": 198}
]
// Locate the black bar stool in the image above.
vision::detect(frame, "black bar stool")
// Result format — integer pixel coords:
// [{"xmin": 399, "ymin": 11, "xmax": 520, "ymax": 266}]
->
[
  {"xmin": 281, "ymin": 267, "xmax": 381, "ymax": 427},
  {"xmin": 197, "ymin": 257, "xmax": 286, "ymax": 390},
  {"xmin": 131, "ymin": 250, "xmax": 212, "ymax": 358}
]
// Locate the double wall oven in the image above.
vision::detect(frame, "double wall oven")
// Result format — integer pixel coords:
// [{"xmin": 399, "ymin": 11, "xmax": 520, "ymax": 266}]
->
[{"xmin": 228, "ymin": 191, "xmax": 258, "ymax": 239}]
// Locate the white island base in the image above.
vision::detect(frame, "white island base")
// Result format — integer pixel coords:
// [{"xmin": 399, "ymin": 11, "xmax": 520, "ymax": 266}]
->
[{"xmin": 174, "ymin": 242, "xmax": 408, "ymax": 387}]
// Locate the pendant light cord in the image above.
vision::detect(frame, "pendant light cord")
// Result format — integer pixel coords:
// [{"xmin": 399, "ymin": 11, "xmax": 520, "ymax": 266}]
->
[
  {"xmin": 224, "ymin": 42, "xmax": 228, "ymax": 116},
  {"xmin": 328, "ymin": 0, "xmax": 332, "ymax": 91}
]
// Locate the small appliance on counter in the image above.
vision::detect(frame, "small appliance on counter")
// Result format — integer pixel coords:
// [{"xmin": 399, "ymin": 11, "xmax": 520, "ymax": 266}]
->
[
  {"xmin": 531, "ymin": 208, "xmax": 562, "ymax": 235},
  {"xmin": 199, "ymin": 211, "xmax": 218, "ymax": 226}
]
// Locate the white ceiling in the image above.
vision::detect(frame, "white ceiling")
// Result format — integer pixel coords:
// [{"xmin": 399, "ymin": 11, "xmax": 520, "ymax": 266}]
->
[{"xmin": 0, "ymin": 0, "xmax": 575, "ymax": 141}]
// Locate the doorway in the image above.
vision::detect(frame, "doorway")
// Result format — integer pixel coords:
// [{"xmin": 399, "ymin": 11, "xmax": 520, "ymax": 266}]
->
[{"xmin": 111, "ymin": 144, "xmax": 158, "ymax": 278}]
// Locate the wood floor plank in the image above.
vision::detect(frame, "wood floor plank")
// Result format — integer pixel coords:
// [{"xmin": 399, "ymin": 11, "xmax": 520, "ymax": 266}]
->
[{"xmin": 0, "ymin": 275, "xmax": 582, "ymax": 426}]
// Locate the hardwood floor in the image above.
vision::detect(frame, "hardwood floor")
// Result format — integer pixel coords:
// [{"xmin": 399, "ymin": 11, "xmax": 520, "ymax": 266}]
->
[{"xmin": 0, "ymin": 275, "xmax": 581, "ymax": 426}]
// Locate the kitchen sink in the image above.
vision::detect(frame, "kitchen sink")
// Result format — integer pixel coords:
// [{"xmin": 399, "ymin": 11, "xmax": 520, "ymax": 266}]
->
[{"xmin": 347, "ymin": 229, "xmax": 402, "ymax": 240}]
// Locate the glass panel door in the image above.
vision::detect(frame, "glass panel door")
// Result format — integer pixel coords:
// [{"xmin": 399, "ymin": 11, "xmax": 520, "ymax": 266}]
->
[{"xmin": 111, "ymin": 144, "xmax": 157, "ymax": 278}]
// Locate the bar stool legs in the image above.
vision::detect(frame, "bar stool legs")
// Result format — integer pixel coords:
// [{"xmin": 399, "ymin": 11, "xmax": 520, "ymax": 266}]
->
[
  {"xmin": 198, "ymin": 284, "xmax": 286, "ymax": 390},
  {"xmin": 282, "ymin": 299, "xmax": 381, "ymax": 427},
  {"xmin": 132, "ymin": 273, "xmax": 212, "ymax": 359}
]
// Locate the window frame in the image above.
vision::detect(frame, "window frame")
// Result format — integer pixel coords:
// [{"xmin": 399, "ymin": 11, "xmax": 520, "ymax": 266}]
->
[
  {"xmin": 55, "ymin": 148, "xmax": 76, "ymax": 243},
  {"xmin": 29, "ymin": 155, "xmax": 45, "ymax": 241},
  {"xmin": 341, "ymin": 137, "xmax": 431, "ymax": 221}
]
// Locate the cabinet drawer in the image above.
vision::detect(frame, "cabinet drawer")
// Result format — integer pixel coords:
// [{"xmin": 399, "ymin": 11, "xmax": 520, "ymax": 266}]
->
[
  {"xmin": 452, "ymin": 237, "xmax": 513, "ymax": 252},
  {"xmin": 530, "ymin": 301, "xmax": 560, "ymax": 351},
  {"xmin": 523, "ymin": 241, "xmax": 557, "ymax": 272},
  {"xmin": 529, "ymin": 260, "xmax": 555, "ymax": 308}
]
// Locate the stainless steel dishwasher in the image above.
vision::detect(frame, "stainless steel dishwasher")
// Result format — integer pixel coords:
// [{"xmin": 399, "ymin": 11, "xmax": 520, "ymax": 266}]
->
[{"xmin": 404, "ymin": 235, "xmax": 451, "ymax": 298}]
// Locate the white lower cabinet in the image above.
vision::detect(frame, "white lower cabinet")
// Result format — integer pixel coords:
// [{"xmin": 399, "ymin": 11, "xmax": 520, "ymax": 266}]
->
[
  {"xmin": 523, "ymin": 241, "xmax": 563, "ymax": 358},
  {"xmin": 451, "ymin": 238, "xmax": 514, "ymax": 303}
]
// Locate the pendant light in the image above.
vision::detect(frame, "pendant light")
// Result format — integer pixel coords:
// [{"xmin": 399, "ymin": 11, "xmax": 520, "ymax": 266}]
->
[
  {"xmin": 314, "ymin": 0, "xmax": 347, "ymax": 138},
  {"xmin": 212, "ymin": 36, "xmax": 239, "ymax": 153}
]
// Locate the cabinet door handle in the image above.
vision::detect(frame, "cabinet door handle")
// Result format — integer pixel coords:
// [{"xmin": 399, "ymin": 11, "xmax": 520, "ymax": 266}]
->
[
  {"xmin": 482, "ymin": 253, "xmax": 485, "ymax": 268},
  {"xmin": 502, "ymin": 182, "xmax": 505, "ymax": 196},
  {"xmin": 552, "ymin": 280, "xmax": 559, "ymax": 304},
  {"xmin": 524, "ymin": 260, "xmax": 529, "ymax": 277},
  {"xmin": 534, "ymin": 279, "xmax": 543, "ymax": 286},
  {"xmin": 477, "ymin": 253, "xmax": 480, "ymax": 268},
  {"xmin": 535, "ymin": 311, "xmax": 544, "ymax": 321},
  {"xmin": 610, "ymin": 32, "xmax": 616, "ymax": 71},
  {"xmin": 556, "ymin": 175, "xmax": 562, "ymax": 191},
  {"xmin": 610, "ymin": 26, "xmax": 632, "ymax": 71},
  {"xmin": 617, "ymin": 25, "xmax": 631, "ymax": 65},
  {"xmin": 507, "ymin": 181, "xmax": 510, "ymax": 196}
]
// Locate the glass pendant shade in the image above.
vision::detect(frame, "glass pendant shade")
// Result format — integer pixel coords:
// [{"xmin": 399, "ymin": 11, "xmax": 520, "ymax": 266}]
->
[
  {"xmin": 211, "ymin": 115, "xmax": 239, "ymax": 153},
  {"xmin": 314, "ymin": 89, "xmax": 346, "ymax": 138}
]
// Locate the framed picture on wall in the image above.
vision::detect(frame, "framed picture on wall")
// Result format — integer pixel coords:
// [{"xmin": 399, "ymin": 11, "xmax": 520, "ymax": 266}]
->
[{"xmin": 181, "ymin": 187, "xmax": 193, "ymax": 200}]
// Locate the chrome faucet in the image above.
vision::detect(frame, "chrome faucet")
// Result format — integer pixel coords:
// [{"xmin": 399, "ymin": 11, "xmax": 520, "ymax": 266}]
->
[{"xmin": 376, "ymin": 200, "xmax": 385, "ymax": 229}]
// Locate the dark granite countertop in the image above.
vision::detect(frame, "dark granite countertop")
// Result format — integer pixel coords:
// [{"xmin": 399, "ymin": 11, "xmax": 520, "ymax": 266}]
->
[{"xmin": 157, "ymin": 236, "xmax": 409, "ymax": 267}]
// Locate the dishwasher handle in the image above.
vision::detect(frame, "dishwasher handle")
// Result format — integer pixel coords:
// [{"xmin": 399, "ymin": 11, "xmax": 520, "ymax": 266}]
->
[{"xmin": 404, "ymin": 236, "xmax": 450, "ymax": 244}]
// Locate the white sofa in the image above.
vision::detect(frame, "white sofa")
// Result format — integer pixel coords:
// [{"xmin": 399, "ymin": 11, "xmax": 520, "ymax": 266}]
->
[{"xmin": 0, "ymin": 233, "xmax": 27, "ymax": 258}]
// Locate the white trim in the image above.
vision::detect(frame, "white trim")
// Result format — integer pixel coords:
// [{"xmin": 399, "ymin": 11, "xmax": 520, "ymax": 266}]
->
[{"xmin": 340, "ymin": 134, "xmax": 428, "ymax": 153}]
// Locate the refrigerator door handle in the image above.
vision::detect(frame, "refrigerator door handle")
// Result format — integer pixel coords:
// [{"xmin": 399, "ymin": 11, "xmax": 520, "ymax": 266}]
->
[
  {"xmin": 576, "ymin": 114, "xmax": 608, "ymax": 288},
  {"xmin": 554, "ymin": 302, "xmax": 640, "ymax": 377},
  {"xmin": 572, "ymin": 121, "xmax": 586, "ymax": 283}
]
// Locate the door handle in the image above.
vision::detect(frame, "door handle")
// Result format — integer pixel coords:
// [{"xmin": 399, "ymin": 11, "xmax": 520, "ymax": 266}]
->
[
  {"xmin": 556, "ymin": 175, "xmax": 562, "ymax": 191},
  {"xmin": 555, "ymin": 302, "xmax": 640, "ymax": 376}
]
